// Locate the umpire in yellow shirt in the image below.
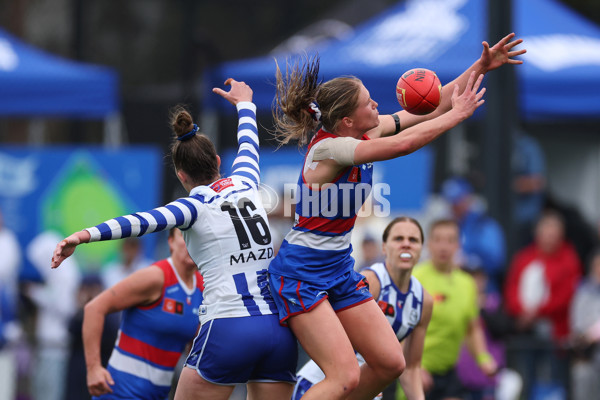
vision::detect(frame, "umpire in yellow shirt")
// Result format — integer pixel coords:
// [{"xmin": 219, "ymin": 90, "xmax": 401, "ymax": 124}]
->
[{"xmin": 413, "ymin": 219, "xmax": 497, "ymax": 400}]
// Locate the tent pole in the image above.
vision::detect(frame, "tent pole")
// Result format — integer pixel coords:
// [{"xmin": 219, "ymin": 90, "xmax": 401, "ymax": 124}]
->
[
  {"xmin": 103, "ymin": 112, "xmax": 125, "ymax": 148},
  {"xmin": 28, "ymin": 119, "xmax": 45, "ymax": 145},
  {"xmin": 484, "ymin": 0, "xmax": 517, "ymax": 261}
]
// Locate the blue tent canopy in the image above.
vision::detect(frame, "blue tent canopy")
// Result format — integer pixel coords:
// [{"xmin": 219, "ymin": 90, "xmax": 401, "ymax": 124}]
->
[
  {"xmin": 205, "ymin": 0, "xmax": 600, "ymax": 121},
  {"xmin": 0, "ymin": 28, "xmax": 119, "ymax": 118}
]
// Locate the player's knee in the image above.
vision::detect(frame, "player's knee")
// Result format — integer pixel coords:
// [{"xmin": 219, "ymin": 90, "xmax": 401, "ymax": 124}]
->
[
  {"xmin": 344, "ymin": 364, "xmax": 361, "ymax": 392},
  {"xmin": 383, "ymin": 352, "xmax": 406, "ymax": 380},
  {"xmin": 326, "ymin": 363, "xmax": 360, "ymax": 396},
  {"xmin": 391, "ymin": 353, "xmax": 406, "ymax": 378},
  {"xmin": 372, "ymin": 351, "xmax": 406, "ymax": 381}
]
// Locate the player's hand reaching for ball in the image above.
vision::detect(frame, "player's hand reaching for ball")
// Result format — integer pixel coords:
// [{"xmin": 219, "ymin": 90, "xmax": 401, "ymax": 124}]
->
[
  {"xmin": 480, "ymin": 32, "xmax": 526, "ymax": 72},
  {"xmin": 51, "ymin": 230, "xmax": 91, "ymax": 269},
  {"xmin": 450, "ymin": 71, "xmax": 486, "ymax": 120},
  {"xmin": 213, "ymin": 78, "xmax": 253, "ymax": 105}
]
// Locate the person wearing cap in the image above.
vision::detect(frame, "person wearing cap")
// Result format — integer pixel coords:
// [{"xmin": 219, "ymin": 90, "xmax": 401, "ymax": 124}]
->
[{"xmin": 440, "ymin": 176, "xmax": 507, "ymax": 287}]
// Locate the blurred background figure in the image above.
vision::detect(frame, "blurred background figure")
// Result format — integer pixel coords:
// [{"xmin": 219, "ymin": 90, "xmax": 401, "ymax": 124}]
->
[
  {"xmin": 456, "ymin": 263, "xmax": 522, "ymax": 400},
  {"xmin": 569, "ymin": 248, "xmax": 600, "ymax": 400},
  {"xmin": 101, "ymin": 237, "xmax": 152, "ymax": 289},
  {"xmin": 414, "ymin": 219, "xmax": 497, "ymax": 400},
  {"xmin": 25, "ymin": 231, "xmax": 80, "ymax": 400},
  {"xmin": 0, "ymin": 209, "xmax": 22, "ymax": 400},
  {"xmin": 504, "ymin": 210, "xmax": 582, "ymax": 399},
  {"xmin": 65, "ymin": 273, "xmax": 119, "ymax": 400},
  {"xmin": 440, "ymin": 177, "xmax": 507, "ymax": 290},
  {"xmin": 512, "ymin": 132, "xmax": 546, "ymax": 247},
  {"xmin": 356, "ymin": 232, "xmax": 384, "ymax": 271}
]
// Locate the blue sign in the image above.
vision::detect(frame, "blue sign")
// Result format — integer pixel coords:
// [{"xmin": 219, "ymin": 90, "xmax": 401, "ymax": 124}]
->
[{"xmin": 0, "ymin": 146, "xmax": 162, "ymax": 280}]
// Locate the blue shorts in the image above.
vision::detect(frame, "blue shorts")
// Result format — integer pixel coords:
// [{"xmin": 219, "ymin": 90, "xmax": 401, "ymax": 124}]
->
[
  {"xmin": 184, "ymin": 315, "xmax": 297, "ymax": 385},
  {"xmin": 269, "ymin": 269, "xmax": 373, "ymax": 324}
]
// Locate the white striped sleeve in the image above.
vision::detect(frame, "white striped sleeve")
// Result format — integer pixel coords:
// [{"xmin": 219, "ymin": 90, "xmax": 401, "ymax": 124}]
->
[
  {"xmin": 231, "ymin": 101, "xmax": 260, "ymax": 185},
  {"xmin": 84, "ymin": 197, "xmax": 200, "ymax": 242}
]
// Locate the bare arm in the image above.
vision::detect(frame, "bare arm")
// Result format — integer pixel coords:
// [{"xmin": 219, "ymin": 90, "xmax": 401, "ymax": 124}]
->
[
  {"xmin": 464, "ymin": 316, "xmax": 498, "ymax": 377},
  {"xmin": 400, "ymin": 290, "xmax": 433, "ymax": 400},
  {"xmin": 369, "ymin": 33, "xmax": 525, "ymax": 139},
  {"xmin": 51, "ymin": 230, "xmax": 90, "ymax": 269},
  {"xmin": 83, "ymin": 266, "xmax": 164, "ymax": 397},
  {"xmin": 355, "ymin": 72, "xmax": 485, "ymax": 164}
]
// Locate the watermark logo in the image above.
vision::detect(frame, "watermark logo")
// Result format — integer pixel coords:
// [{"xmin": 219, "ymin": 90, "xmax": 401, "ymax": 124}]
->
[
  {"xmin": 257, "ymin": 183, "xmax": 280, "ymax": 214},
  {"xmin": 257, "ymin": 182, "xmax": 392, "ymax": 218}
]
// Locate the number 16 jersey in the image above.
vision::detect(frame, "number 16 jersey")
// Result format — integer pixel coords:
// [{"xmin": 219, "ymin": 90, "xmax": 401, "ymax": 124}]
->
[
  {"xmin": 184, "ymin": 175, "xmax": 278, "ymax": 324},
  {"xmin": 84, "ymin": 102, "xmax": 278, "ymax": 325}
]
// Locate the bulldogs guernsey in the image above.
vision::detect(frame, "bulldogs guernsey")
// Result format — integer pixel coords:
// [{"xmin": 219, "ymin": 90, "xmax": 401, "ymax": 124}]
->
[
  {"xmin": 269, "ymin": 129, "xmax": 374, "ymax": 282},
  {"xmin": 83, "ymin": 102, "xmax": 279, "ymax": 326},
  {"xmin": 294, "ymin": 262, "xmax": 424, "ymax": 394},
  {"xmin": 100, "ymin": 258, "xmax": 203, "ymax": 400}
]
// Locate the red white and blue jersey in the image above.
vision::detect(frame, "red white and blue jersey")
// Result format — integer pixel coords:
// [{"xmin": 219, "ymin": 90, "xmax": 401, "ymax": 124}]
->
[
  {"xmin": 269, "ymin": 129, "xmax": 373, "ymax": 282},
  {"xmin": 99, "ymin": 258, "xmax": 203, "ymax": 400}
]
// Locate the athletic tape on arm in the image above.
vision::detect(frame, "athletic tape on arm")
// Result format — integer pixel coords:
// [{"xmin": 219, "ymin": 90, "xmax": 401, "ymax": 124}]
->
[{"xmin": 312, "ymin": 137, "xmax": 361, "ymax": 166}]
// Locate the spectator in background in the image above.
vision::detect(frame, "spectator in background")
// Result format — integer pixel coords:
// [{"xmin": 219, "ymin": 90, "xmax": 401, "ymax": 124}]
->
[
  {"xmin": 101, "ymin": 237, "xmax": 152, "ymax": 289},
  {"xmin": 0, "ymin": 209, "xmax": 23, "ymax": 400},
  {"xmin": 65, "ymin": 273, "xmax": 119, "ymax": 400},
  {"xmin": 569, "ymin": 248, "xmax": 600, "ymax": 400},
  {"xmin": 504, "ymin": 210, "xmax": 582, "ymax": 398},
  {"xmin": 544, "ymin": 195, "xmax": 597, "ymax": 276},
  {"xmin": 357, "ymin": 232, "xmax": 384, "ymax": 271},
  {"xmin": 505, "ymin": 210, "xmax": 581, "ymax": 343},
  {"xmin": 440, "ymin": 177, "xmax": 507, "ymax": 287},
  {"xmin": 414, "ymin": 219, "xmax": 497, "ymax": 400},
  {"xmin": 512, "ymin": 133, "xmax": 546, "ymax": 247},
  {"xmin": 26, "ymin": 231, "xmax": 80, "ymax": 400}
]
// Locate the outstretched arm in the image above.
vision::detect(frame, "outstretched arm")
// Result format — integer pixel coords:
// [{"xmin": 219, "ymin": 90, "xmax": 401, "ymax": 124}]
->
[
  {"xmin": 370, "ymin": 33, "xmax": 526, "ymax": 138},
  {"xmin": 214, "ymin": 79, "xmax": 261, "ymax": 186},
  {"xmin": 426, "ymin": 32, "xmax": 525, "ymax": 118},
  {"xmin": 355, "ymin": 72, "xmax": 485, "ymax": 164},
  {"xmin": 51, "ymin": 197, "xmax": 201, "ymax": 269}
]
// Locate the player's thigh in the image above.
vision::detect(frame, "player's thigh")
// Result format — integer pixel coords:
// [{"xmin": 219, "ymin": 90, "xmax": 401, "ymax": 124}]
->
[
  {"xmin": 174, "ymin": 367, "xmax": 234, "ymax": 400},
  {"xmin": 288, "ymin": 300, "xmax": 358, "ymax": 378},
  {"xmin": 247, "ymin": 381, "xmax": 294, "ymax": 400},
  {"xmin": 337, "ymin": 299, "xmax": 404, "ymax": 370}
]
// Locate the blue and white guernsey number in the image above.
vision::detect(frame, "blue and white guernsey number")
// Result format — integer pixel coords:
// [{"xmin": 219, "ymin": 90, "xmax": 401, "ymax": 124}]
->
[{"xmin": 84, "ymin": 102, "xmax": 278, "ymax": 324}]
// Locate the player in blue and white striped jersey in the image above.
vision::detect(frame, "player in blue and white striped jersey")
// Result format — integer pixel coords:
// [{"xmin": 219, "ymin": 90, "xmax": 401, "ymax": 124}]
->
[{"xmin": 52, "ymin": 79, "xmax": 297, "ymax": 400}]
